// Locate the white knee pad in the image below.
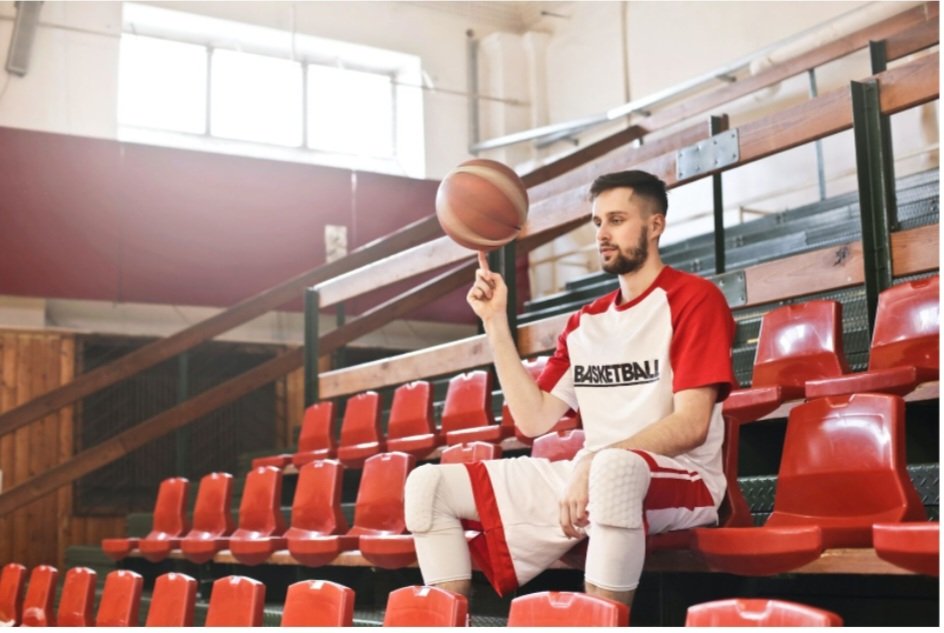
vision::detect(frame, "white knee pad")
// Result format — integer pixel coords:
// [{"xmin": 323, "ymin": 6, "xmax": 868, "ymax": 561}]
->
[
  {"xmin": 404, "ymin": 464, "xmax": 442, "ymax": 534},
  {"xmin": 587, "ymin": 449, "xmax": 651, "ymax": 530}
]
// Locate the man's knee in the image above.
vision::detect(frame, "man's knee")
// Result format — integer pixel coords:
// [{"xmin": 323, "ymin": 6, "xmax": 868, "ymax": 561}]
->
[
  {"xmin": 587, "ymin": 449, "xmax": 651, "ymax": 529},
  {"xmin": 404, "ymin": 463, "xmax": 444, "ymax": 534}
]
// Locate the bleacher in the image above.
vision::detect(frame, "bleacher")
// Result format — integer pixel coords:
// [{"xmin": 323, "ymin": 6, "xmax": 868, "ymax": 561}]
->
[{"xmin": 0, "ymin": 2, "xmax": 939, "ymax": 627}]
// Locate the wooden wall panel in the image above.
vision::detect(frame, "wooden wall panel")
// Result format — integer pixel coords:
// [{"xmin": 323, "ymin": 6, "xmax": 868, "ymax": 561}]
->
[{"xmin": 0, "ymin": 329, "xmax": 123, "ymax": 570}]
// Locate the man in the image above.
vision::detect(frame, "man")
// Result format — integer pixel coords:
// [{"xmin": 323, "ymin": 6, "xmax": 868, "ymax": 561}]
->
[{"xmin": 404, "ymin": 170, "xmax": 736, "ymax": 607}]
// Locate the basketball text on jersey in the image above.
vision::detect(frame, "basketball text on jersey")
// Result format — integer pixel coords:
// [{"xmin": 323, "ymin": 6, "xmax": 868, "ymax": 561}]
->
[{"xmin": 573, "ymin": 360, "xmax": 660, "ymax": 387}]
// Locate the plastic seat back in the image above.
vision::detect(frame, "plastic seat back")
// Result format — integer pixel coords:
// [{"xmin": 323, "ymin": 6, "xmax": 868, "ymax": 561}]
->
[
  {"xmin": 205, "ymin": 575, "xmax": 265, "ymax": 627},
  {"xmin": 233, "ymin": 466, "xmax": 287, "ymax": 538},
  {"xmin": 383, "ymin": 586, "xmax": 468, "ymax": 626},
  {"xmin": 96, "ymin": 569, "xmax": 143, "ymax": 627},
  {"xmin": 752, "ymin": 300, "xmax": 848, "ymax": 396},
  {"xmin": 352, "ymin": 452, "xmax": 416, "ymax": 535},
  {"xmin": 870, "ymin": 276, "xmax": 939, "ymax": 373},
  {"xmin": 507, "ymin": 591, "xmax": 629, "ymax": 626},
  {"xmin": 297, "ymin": 401, "xmax": 337, "ymax": 454},
  {"xmin": 440, "ymin": 441, "xmax": 502, "ymax": 464},
  {"xmin": 145, "ymin": 572, "xmax": 197, "ymax": 627},
  {"xmin": 339, "ymin": 391, "xmax": 382, "ymax": 449},
  {"xmin": 191, "ymin": 472, "xmax": 235, "ymax": 537},
  {"xmin": 149, "ymin": 476, "xmax": 190, "ymax": 538},
  {"xmin": 56, "ymin": 567, "xmax": 96, "ymax": 627},
  {"xmin": 767, "ymin": 393, "xmax": 925, "ymax": 546},
  {"xmin": 281, "ymin": 580, "xmax": 354, "ymax": 626},
  {"xmin": 440, "ymin": 371, "xmax": 494, "ymax": 435},
  {"xmin": 289, "ymin": 459, "xmax": 349, "ymax": 535},
  {"xmin": 503, "ymin": 357, "xmax": 547, "ymax": 433},
  {"xmin": 685, "ymin": 598, "xmax": 843, "ymax": 626},
  {"xmin": 21, "ymin": 565, "xmax": 58, "ymax": 626},
  {"xmin": 0, "ymin": 562, "xmax": 26, "ymax": 625},
  {"xmin": 387, "ymin": 381, "xmax": 435, "ymax": 440},
  {"xmin": 531, "ymin": 429, "xmax": 585, "ymax": 462}
]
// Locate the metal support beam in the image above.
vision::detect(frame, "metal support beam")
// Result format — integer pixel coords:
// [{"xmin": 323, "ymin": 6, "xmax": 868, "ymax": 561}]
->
[
  {"xmin": 467, "ymin": 30, "xmax": 480, "ymax": 154},
  {"xmin": 851, "ymin": 79, "xmax": 895, "ymax": 334},
  {"xmin": 304, "ymin": 288, "xmax": 320, "ymax": 406},
  {"xmin": 869, "ymin": 40, "xmax": 900, "ymax": 231},
  {"xmin": 807, "ymin": 69, "xmax": 828, "ymax": 201},
  {"xmin": 710, "ymin": 115, "xmax": 729, "ymax": 275},
  {"xmin": 175, "ymin": 351, "xmax": 190, "ymax": 478}
]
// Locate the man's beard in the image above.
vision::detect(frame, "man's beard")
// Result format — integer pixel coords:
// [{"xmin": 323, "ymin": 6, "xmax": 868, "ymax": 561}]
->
[{"xmin": 601, "ymin": 226, "xmax": 649, "ymax": 275}]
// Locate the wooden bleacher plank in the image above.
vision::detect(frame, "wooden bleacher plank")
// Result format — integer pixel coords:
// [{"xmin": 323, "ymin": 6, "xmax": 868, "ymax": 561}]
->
[
  {"xmin": 128, "ymin": 545, "xmax": 917, "ymax": 576},
  {"xmin": 319, "ymin": 223, "xmax": 938, "ymax": 399},
  {"xmin": 884, "ymin": 16, "xmax": 941, "ymax": 61},
  {"xmin": 745, "ymin": 222, "xmax": 938, "ymax": 307}
]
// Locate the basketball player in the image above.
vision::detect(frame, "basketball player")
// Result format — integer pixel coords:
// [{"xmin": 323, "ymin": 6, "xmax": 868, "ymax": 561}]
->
[{"xmin": 404, "ymin": 170, "xmax": 736, "ymax": 607}]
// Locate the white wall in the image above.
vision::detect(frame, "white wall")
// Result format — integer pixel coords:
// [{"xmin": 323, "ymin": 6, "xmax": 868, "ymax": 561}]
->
[{"xmin": 0, "ymin": 0, "xmax": 516, "ymax": 178}]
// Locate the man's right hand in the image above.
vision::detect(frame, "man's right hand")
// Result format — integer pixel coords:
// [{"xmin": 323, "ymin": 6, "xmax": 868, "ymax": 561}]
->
[{"xmin": 467, "ymin": 251, "xmax": 508, "ymax": 325}]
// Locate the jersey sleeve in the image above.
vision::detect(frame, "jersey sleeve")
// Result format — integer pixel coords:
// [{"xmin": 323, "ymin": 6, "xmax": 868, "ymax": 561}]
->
[
  {"xmin": 670, "ymin": 280, "xmax": 738, "ymax": 401},
  {"xmin": 536, "ymin": 311, "xmax": 580, "ymax": 411}
]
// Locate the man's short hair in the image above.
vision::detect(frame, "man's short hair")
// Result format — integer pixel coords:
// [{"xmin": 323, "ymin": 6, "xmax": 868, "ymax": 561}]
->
[{"xmin": 589, "ymin": 170, "xmax": 669, "ymax": 216}]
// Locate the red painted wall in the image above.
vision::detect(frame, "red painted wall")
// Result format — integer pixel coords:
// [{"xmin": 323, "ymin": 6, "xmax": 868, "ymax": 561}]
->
[{"xmin": 0, "ymin": 127, "xmax": 533, "ymax": 326}]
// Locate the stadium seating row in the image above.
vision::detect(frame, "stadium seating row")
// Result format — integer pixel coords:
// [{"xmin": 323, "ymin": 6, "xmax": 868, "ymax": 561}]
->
[
  {"xmin": 101, "ymin": 277, "xmax": 939, "ymax": 577},
  {"xmin": 0, "ymin": 562, "xmax": 846, "ymax": 626},
  {"xmin": 252, "ymin": 276, "xmax": 938, "ymax": 473}
]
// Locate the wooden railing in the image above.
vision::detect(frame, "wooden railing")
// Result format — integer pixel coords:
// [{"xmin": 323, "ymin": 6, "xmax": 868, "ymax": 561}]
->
[{"xmin": 0, "ymin": 4, "xmax": 937, "ymax": 516}]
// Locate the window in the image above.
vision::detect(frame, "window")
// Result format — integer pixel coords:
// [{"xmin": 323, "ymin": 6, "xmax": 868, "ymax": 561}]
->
[{"xmin": 117, "ymin": 3, "xmax": 425, "ymax": 176}]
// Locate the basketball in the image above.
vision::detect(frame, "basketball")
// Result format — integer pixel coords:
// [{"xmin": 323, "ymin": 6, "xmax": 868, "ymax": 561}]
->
[{"xmin": 435, "ymin": 158, "xmax": 529, "ymax": 251}]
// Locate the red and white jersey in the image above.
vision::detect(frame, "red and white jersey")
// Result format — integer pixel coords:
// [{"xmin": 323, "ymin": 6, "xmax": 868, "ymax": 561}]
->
[{"xmin": 537, "ymin": 266, "xmax": 737, "ymax": 500}]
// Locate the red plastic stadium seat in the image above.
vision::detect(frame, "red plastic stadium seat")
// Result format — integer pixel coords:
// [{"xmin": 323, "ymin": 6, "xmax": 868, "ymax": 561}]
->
[
  {"xmin": 685, "ymin": 598, "xmax": 843, "ymax": 626},
  {"xmin": 286, "ymin": 460, "xmax": 350, "ymax": 563},
  {"xmin": 531, "ymin": 429, "xmax": 585, "ymax": 462},
  {"xmin": 441, "ymin": 371, "xmax": 496, "ymax": 445},
  {"xmin": 873, "ymin": 521, "xmax": 940, "ymax": 576},
  {"xmin": 440, "ymin": 441, "xmax": 503, "ymax": 464},
  {"xmin": 0, "ymin": 563, "xmax": 26, "ymax": 626},
  {"xmin": 229, "ymin": 466, "xmax": 288, "ymax": 565},
  {"xmin": 56, "ymin": 567, "xmax": 96, "ymax": 627},
  {"xmin": 724, "ymin": 301, "xmax": 848, "ymax": 423},
  {"xmin": 204, "ymin": 576, "xmax": 265, "ymax": 627},
  {"xmin": 180, "ymin": 472, "xmax": 235, "ymax": 564},
  {"xmin": 385, "ymin": 381, "xmax": 442, "ymax": 459},
  {"xmin": 96, "ymin": 570, "xmax": 143, "ymax": 627},
  {"xmin": 145, "ymin": 572, "xmax": 197, "ymax": 627},
  {"xmin": 20, "ymin": 564, "xmax": 58, "ymax": 627},
  {"xmin": 281, "ymin": 580, "xmax": 355, "ymax": 626},
  {"xmin": 138, "ymin": 477, "xmax": 191, "ymax": 562},
  {"xmin": 507, "ymin": 591, "xmax": 629, "ymax": 626},
  {"xmin": 102, "ymin": 476, "xmax": 189, "ymax": 561},
  {"xmin": 807, "ymin": 277, "xmax": 939, "ymax": 398},
  {"xmin": 383, "ymin": 586, "xmax": 469, "ymax": 626},
  {"xmin": 337, "ymin": 391, "xmax": 384, "ymax": 468},
  {"xmin": 293, "ymin": 452, "xmax": 415, "ymax": 568},
  {"xmin": 292, "ymin": 401, "xmax": 338, "ymax": 467},
  {"xmin": 693, "ymin": 393, "xmax": 925, "ymax": 575}
]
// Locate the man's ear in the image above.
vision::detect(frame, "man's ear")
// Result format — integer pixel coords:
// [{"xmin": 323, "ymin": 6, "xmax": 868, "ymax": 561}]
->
[{"xmin": 650, "ymin": 212, "xmax": 666, "ymax": 240}]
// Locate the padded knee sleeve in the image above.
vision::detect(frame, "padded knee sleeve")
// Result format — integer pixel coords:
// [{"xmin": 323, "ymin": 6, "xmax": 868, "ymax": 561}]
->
[
  {"xmin": 587, "ymin": 449, "xmax": 650, "ymax": 530},
  {"xmin": 404, "ymin": 464, "xmax": 442, "ymax": 534}
]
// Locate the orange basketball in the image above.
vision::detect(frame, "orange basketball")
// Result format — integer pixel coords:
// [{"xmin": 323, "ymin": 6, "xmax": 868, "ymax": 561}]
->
[{"xmin": 435, "ymin": 159, "xmax": 529, "ymax": 251}]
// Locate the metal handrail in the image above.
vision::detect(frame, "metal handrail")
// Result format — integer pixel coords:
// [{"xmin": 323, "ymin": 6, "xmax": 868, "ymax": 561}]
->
[{"xmin": 470, "ymin": 2, "xmax": 900, "ymax": 153}]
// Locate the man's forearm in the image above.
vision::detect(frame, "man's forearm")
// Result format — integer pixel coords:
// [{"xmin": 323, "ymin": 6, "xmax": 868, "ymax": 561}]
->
[{"xmin": 482, "ymin": 314, "xmax": 566, "ymax": 437}]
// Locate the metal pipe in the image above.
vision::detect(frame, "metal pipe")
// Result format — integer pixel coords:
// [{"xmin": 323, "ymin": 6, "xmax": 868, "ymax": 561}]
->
[
  {"xmin": 467, "ymin": 29, "xmax": 480, "ymax": 153},
  {"xmin": 471, "ymin": 2, "xmax": 903, "ymax": 153}
]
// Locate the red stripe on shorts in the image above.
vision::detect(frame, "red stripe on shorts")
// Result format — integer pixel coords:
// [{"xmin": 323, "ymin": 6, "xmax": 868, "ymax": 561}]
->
[
  {"xmin": 628, "ymin": 449, "xmax": 715, "ymax": 512},
  {"xmin": 463, "ymin": 462, "xmax": 518, "ymax": 596}
]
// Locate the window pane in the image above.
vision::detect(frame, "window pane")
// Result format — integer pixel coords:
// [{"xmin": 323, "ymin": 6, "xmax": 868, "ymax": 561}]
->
[
  {"xmin": 307, "ymin": 65, "xmax": 394, "ymax": 158},
  {"xmin": 118, "ymin": 34, "xmax": 207, "ymax": 134},
  {"xmin": 211, "ymin": 50, "xmax": 303, "ymax": 147}
]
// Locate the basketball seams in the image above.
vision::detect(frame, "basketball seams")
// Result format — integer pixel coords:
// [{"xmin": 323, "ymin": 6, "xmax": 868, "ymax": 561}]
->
[{"xmin": 451, "ymin": 165, "xmax": 528, "ymax": 224}]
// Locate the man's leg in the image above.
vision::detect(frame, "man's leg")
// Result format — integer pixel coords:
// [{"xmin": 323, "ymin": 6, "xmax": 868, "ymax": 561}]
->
[
  {"xmin": 582, "ymin": 449, "xmax": 652, "ymax": 607},
  {"xmin": 404, "ymin": 463, "xmax": 479, "ymax": 596}
]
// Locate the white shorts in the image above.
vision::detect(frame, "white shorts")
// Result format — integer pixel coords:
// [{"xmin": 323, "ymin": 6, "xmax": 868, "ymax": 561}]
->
[{"xmin": 463, "ymin": 449, "xmax": 720, "ymax": 594}]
